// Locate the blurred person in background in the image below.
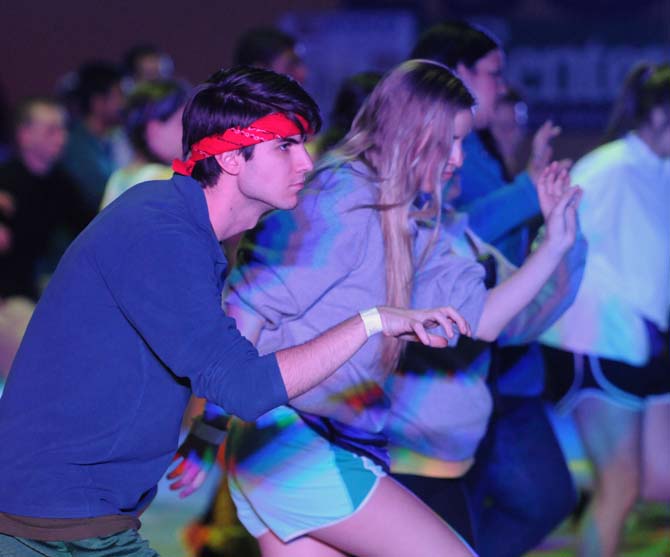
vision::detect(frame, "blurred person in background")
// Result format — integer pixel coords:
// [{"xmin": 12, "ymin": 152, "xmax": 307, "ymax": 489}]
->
[
  {"xmin": 541, "ymin": 62, "xmax": 670, "ymax": 557},
  {"xmin": 412, "ymin": 21, "xmax": 563, "ymax": 266},
  {"xmin": 411, "ymin": 21, "xmax": 579, "ymax": 557},
  {"xmin": 234, "ymin": 27, "xmax": 308, "ymax": 85},
  {"xmin": 0, "ymin": 80, "xmax": 11, "ymax": 163},
  {"xmin": 0, "ymin": 97, "xmax": 93, "ymax": 384},
  {"xmin": 61, "ymin": 61, "xmax": 128, "ymax": 212},
  {"xmin": 122, "ymin": 44, "xmax": 175, "ymax": 92},
  {"xmin": 0, "ymin": 97, "xmax": 94, "ymax": 302},
  {"xmin": 100, "ymin": 79, "xmax": 189, "ymax": 208}
]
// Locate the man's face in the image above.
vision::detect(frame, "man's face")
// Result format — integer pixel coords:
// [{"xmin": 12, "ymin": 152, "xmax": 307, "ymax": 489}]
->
[
  {"xmin": 459, "ymin": 49, "xmax": 506, "ymax": 129},
  {"xmin": 17, "ymin": 103, "xmax": 68, "ymax": 168},
  {"xmin": 236, "ymin": 134, "xmax": 313, "ymax": 211}
]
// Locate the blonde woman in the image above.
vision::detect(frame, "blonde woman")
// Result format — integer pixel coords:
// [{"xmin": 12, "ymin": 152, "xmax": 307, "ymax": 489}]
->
[{"xmin": 173, "ymin": 60, "xmax": 581, "ymax": 556}]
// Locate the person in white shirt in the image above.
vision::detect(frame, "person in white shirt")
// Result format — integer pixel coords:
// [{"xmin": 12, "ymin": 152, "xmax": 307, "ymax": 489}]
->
[{"xmin": 541, "ymin": 62, "xmax": 670, "ymax": 557}]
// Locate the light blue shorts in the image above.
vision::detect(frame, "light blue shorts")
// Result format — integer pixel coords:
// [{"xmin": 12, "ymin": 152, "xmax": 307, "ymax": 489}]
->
[{"xmin": 225, "ymin": 406, "xmax": 385, "ymax": 542}]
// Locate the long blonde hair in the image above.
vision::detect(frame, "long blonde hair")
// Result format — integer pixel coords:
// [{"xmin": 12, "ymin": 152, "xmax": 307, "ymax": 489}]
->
[{"xmin": 316, "ymin": 60, "xmax": 475, "ymax": 372}]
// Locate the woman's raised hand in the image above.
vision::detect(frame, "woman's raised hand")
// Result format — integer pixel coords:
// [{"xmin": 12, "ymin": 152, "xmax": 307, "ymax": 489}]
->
[{"xmin": 539, "ymin": 163, "xmax": 583, "ymax": 256}]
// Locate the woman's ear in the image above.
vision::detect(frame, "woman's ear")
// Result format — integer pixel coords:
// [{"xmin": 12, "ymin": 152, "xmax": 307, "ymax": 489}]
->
[{"xmin": 214, "ymin": 151, "xmax": 243, "ymax": 176}]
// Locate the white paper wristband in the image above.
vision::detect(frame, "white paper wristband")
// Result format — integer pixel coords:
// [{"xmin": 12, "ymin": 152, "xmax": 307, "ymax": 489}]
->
[{"xmin": 359, "ymin": 307, "xmax": 383, "ymax": 337}]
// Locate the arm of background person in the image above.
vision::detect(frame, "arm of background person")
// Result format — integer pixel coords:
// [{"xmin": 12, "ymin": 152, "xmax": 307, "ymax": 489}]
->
[
  {"xmin": 475, "ymin": 164, "xmax": 582, "ymax": 341},
  {"xmin": 459, "ymin": 171, "xmax": 539, "ymax": 246},
  {"xmin": 485, "ymin": 225, "xmax": 587, "ymax": 346}
]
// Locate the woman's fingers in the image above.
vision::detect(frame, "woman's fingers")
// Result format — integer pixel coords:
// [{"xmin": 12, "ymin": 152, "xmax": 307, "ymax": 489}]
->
[
  {"xmin": 410, "ymin": 320, "xmax": 430, "ymax": 345},
  {"xmin": 440, "ymin": 306, "xmax": 470, "ymax": 336}
]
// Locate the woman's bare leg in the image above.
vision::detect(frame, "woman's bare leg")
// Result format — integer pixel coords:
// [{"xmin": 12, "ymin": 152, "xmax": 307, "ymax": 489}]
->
[
  {"xmin": 258, "ymin": 530, "xmax": 347, "ymax": 557},
  {"xmin": 311, "ymin": 476, "xmax": 475, "ymax": 557},
  {"xmin": 641, "ymin": 397, "xmax": 670, "ymax": 501},
  {"xmin": 573, "ymin": 396, "xmax": 642, "ymax": 557}
]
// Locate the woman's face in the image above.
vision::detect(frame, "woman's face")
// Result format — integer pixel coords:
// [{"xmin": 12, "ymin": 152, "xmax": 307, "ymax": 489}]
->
[
  {"xmin": 419, "ymin": 108, "xmax": 474, "ymax": 195},
  {"xmin": 443, "ymin": 108, "xmax": 474, "ymax": 181},
  {"xmin": 457, "ymin": 49, "xmax": 507, "ymax": 129},
  {"xmin": 145, "ymin": 104, "xmax": 185, "ymax": 164}
]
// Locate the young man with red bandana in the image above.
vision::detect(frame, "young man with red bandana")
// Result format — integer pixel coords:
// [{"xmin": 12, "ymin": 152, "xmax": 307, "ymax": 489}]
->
[{"xmin": 0, "ymin": 67, "xmax": 467, "ymax": 556}]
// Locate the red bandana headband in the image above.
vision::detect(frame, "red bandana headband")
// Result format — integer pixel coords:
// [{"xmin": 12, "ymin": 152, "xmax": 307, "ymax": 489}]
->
[{"xmin": 173, "ymin": 112, "xmax": 311, "ymax": 176}]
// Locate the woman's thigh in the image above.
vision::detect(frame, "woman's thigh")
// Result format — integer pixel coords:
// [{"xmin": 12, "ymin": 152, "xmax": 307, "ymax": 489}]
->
[
  {"xmin": 573, "ymin": 395, "xmax": 642, "ymax": 482},
  {"xmin": 258, "ymin": 530, "xmax": 347, "ymax": 557},
  {"xmin": 641, "ymin": 397, "xmax": 670, "ymax": 500},
  {"xmin": 312, "ymin": 476, "xmax": 476, "ymax": 557}
]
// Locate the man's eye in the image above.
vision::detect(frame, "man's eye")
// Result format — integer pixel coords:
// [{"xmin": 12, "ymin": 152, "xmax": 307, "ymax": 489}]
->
[{"xmin": 279, "ymin": 143, "xmax": 291, "ymax": 151}]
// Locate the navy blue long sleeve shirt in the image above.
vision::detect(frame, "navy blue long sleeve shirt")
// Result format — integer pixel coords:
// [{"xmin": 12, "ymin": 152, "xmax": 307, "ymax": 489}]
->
[{"xmin": 0, "ymin": 174, "xmax": 287, "ymax": 519}]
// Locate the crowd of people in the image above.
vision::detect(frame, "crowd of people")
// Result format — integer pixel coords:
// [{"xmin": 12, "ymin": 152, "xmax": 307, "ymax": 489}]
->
[{"xmin": 0, "ymin": 19, "xmax": 667, "ymax": 557}]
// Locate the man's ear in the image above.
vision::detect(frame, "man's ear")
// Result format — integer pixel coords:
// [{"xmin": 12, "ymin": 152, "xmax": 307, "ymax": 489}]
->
[{"xmin": 214, "ymin": 151, "xmax": 244, "ymax": 176}]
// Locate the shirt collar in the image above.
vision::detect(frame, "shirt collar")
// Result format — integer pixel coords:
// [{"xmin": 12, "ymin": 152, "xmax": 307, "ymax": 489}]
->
[{"xmin": 172, "ymin": 173, "xmax": 227, "ymax": 263}]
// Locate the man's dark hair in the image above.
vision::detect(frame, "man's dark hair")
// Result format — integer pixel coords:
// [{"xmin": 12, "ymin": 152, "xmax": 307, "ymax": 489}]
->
[
  {"xmin": 233, "ymin": 28, "xmax": 296, "ymax": 68},
  {"xmin": 411, "ymin": 21, "xmax": 501, "ymax": 69},
  {"xmin": 181, "ymin": 65, "xmax": 321, "ymax": 187},
  {"xmin": 14, "ymin": 96, "xmax": 66, "ymax": 130},
  {"xmin": 70, "ymin": 62, "xmax": 123, "ymax": 116},
  {"xmin": 124, "ymin": 79, "xmax": 189, "ymax": 163}
]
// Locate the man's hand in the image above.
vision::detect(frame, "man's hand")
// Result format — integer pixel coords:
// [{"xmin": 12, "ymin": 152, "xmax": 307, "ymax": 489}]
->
[
  {"xmin": 167, "ymin": 416, "xmax": 228, "ymax": 498},
  {"xmin": 377, "ymin": 306, "xmax": 471, "ymax": 348}
]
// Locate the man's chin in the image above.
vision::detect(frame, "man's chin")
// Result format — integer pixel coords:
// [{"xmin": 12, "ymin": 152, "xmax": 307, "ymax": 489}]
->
[{"xmin": 277, "ymin": 195, "xmax": 300, "ymax": 211}]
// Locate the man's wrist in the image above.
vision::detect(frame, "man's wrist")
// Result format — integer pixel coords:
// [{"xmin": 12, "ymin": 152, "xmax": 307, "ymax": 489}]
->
[{"xmin": 359, "ymin": 307, "xmax": 384, "ymax": 337}]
